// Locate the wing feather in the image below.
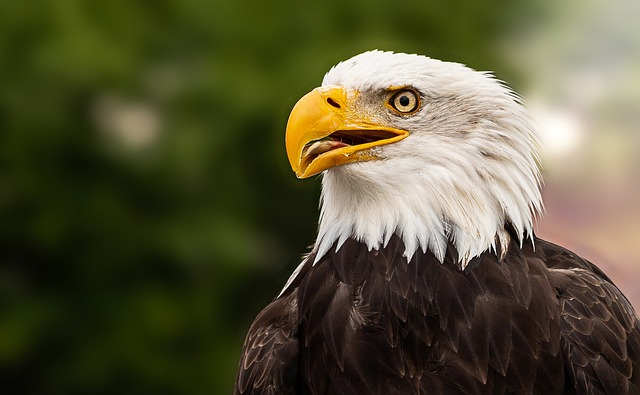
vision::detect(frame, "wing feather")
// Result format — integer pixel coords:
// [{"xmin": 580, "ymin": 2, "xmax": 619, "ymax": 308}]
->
[
  {"xmin": 541, "ymin": 239, "xmax": 640, "ymax": 394},
  {"xmin": 234, "ymin": 292, "xmax": 299, "ymax": 395}
]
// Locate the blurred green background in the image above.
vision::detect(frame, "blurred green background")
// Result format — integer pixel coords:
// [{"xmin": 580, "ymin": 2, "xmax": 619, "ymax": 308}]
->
[{"xmin": 1, "ymin": 0, "xmax": 638, "ymax": 394}]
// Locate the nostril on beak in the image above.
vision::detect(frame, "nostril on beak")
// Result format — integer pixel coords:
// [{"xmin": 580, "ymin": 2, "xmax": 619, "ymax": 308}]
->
[{"xmin": 326, "ymin": 97, "xmax": 341, "ymax": 109}]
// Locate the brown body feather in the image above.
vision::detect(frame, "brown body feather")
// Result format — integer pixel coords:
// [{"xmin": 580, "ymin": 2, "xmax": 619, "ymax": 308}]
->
[{"xmin": 235, "ymin": 232, "xmax": 640, "ymax": 394}]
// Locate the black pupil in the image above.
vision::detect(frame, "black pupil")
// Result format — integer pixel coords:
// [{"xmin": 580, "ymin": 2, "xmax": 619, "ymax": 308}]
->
[{"xmin": 399, "ymin": 95, "xmax": 411, "ymax": 107}]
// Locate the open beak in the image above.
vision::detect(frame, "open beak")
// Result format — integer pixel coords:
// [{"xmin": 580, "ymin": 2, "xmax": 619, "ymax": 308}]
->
[{"xmin": 285, "ymin": 86, "xmax": 409, "ymax": 178}]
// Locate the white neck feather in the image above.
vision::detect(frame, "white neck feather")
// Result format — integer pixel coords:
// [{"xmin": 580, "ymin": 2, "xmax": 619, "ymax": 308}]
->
[{"xmin": 315, "ymin": 156, "xmax": 540, "ymax": 268}]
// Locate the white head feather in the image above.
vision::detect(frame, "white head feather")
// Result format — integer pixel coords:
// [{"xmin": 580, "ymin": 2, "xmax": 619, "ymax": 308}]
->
[{"xmin": 313, "ymin": 50, "xmax": 543, "ymax": 268}]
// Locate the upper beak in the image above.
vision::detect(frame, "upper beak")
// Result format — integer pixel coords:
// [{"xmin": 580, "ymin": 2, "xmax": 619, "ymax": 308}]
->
[{"xmin": 285, "ymin": 86, "xmax": 409, "ymax": 178}]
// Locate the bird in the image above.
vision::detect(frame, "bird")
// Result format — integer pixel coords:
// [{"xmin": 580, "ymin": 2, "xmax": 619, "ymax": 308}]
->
[{"xmin": 233, "ymin": 50, "xmax": 640, "ymax": 394}]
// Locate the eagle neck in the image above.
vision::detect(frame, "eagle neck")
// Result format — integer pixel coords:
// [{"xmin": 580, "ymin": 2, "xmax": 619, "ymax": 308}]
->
[{"xmin": 314, "ymin": 164, "xmax": 528, "ymax": 268}]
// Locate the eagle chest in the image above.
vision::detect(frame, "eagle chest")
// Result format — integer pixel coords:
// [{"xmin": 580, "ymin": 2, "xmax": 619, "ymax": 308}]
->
[{"xmin": 295, "ymin": 237, "xmax": 564, "ymax": 393}]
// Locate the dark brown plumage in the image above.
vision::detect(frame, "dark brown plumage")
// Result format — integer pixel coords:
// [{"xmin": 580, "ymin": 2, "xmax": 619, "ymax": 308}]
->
[{"xmin": 235, "ymin": 231, "xmax": 640, "ymax": 394}]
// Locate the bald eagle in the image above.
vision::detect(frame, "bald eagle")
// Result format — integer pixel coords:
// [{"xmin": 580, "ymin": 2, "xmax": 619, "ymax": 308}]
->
[{"xmin": 234, "ymin": 51, "xmax": 640, "ymax": 394}]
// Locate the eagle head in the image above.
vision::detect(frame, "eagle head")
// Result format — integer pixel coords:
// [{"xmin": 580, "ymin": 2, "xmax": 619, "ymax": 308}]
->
[{"xmin": 285, "ymin": 50, "xmax": 543, "ymax": 268}]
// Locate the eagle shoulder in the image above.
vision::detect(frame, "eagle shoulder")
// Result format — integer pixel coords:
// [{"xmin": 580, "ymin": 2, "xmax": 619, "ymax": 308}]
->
[
  {"xmin": 540, "ymin": 239, "xmax": 640, "ymax": 394},
  {"xmin": 234, "ymin": 291, "xmax": 299, "ymax": 395}
]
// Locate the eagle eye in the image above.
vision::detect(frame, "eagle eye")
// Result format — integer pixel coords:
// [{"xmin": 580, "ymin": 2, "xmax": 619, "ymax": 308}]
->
[{"xmin": 389, "ymin": 89, "xmax": 420, "ymax": 114}]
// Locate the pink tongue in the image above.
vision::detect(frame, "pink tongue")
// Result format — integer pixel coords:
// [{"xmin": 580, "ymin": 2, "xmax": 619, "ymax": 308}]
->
[{"xmin": 303, "ymin": 140, "xmax": 349, "ymax": 157}]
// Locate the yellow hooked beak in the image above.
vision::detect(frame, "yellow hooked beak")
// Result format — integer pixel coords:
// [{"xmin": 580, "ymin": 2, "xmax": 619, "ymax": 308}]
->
[{"xmin": 285, "ymin": 86, "xmax": 410, "ymax": 178}]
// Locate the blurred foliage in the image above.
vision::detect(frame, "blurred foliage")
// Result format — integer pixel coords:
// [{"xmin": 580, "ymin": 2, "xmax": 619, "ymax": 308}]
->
[{"xmin": 0, "ymin": 0, "xmax": 545, "ymax": 393}]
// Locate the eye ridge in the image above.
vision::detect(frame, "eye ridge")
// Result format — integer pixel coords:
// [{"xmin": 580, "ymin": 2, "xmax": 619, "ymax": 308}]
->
[{"xmin": 389, "ymin": 89, "xmax": 420, "ymax": 114}]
